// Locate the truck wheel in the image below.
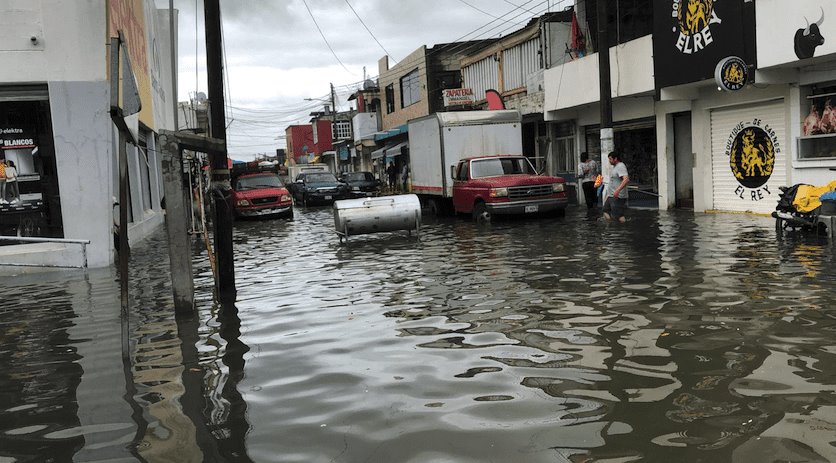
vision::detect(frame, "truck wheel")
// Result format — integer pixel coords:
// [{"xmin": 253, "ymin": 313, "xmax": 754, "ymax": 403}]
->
[
  {"xmin": 553, "ymin": 207, "xmax": 566, "ymax": 218},
  {"xmin": 426, "ymin": 198, "xmax": 440, "ymax": 216},
  {"xmin": 472, "ymin": 202, "xmax": 490, "ymax": 223}
]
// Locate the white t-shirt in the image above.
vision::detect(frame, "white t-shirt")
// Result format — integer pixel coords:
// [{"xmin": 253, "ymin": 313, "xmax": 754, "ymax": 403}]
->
[
  {"xmin": 605, "ymin": 162, "xmax": 628, "ymax": 200},
  {"xmin": 577, "ymin": 160, "xmax": 597, "ymax": 183},
  {"xmin": 6, "ymin": 166, "xmax": 17, "ymax": 182}
]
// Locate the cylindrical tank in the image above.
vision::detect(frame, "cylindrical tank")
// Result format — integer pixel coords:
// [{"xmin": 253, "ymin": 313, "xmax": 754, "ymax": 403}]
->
[{"xmin": 333, "ymin": 194, "xmax": 421, "ymax": 238}]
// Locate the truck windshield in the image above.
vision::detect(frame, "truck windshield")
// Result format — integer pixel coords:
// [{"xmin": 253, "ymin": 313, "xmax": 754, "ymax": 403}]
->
[
  {"xmin": 469, "ymin": 157, "xmax": 535, "ymax": 178},
  {"xmin": 236, "ymin": 174, "xmax": 283, "ymax": 190},
  {"xmin": 305, "ymin": 173, "xmax": 338, "ymax": 183},
  {"xmin": 342, "ymin": 172, "xmax": 374, "ymax": 182}
]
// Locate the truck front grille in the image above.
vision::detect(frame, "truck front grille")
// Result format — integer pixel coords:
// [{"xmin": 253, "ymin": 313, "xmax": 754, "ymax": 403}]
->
[
  {"xmin": 252, "ymin": 196, "xmax": 278, "ymax": 205},
  {"xmin": 507, "ymin": 184, "xmax": 553, "ymax": 200}
]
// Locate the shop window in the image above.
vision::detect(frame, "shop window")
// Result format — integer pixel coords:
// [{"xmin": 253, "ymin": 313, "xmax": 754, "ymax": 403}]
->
[
  {"xmin": 0, "ymin": 99, "xmax": 63, "ymax": 239},
  {"xmin": 585, "ymin": 0, "xmax": 653, "ymax": 51},
  {"xmin": 138, "ymin": 145, "xmax": 153, "ymax": 211},
  {"xmin": 385, "ymin": 84, "xmax": 395, "ymax": 114},
  {"xmin": 799, "ymin": 85, "xmax": 836, "ymax": 160},
  {"xmin": 400, "ymin": 69, "xmax": 421, "ymax": 108}
]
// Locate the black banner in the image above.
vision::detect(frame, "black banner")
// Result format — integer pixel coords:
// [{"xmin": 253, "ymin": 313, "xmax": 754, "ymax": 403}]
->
[{"xmin": 653, "ymin": 0, "xmax": 756, "ymax": 90}]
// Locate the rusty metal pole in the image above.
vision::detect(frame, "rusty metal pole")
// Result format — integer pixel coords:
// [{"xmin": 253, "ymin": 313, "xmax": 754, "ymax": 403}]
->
[{"xmin": 204, "ymin": 0, "xmax": 236, "ymax": 302}]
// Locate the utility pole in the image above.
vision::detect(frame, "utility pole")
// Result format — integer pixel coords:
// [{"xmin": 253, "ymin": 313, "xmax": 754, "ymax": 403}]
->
[
  {"xmin": 597, "ymin": 0, "xmax": 614, "ymax": 174},
  {"xmin": 169, "ymin": 0, "xmax": 178, "ymax": 131},
  {"xmin": 204, "ymin": 0, "xmax": 236, "ymax": 302},
  {"xmin": 330, "ymin": 82, "xmax": 336, "ymax": 117}
]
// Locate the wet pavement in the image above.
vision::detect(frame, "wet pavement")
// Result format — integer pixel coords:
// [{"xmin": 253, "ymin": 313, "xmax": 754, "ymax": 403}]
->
[{"xmin": 2, "ymin": 205, "xmax": 836, "ymax": 462}]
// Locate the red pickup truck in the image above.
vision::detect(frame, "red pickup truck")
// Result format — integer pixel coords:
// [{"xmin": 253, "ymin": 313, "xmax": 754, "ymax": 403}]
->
[
  {"xmin": 451, "ymin": 155, "xmax": 568, "ymax": 221},
  {"xmin": 231, "ymin": 165, "xmax": 293, "ymax": 219}
]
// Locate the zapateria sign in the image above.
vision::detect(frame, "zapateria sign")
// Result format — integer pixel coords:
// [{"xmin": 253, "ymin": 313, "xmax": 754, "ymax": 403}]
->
[{"xmin": 725, "ymin": 118, "xmax": 781, "ymax": 201}]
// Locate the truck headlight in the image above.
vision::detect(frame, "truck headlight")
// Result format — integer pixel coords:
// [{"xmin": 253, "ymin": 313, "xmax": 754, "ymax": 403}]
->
[
  {"xmin": 552, "ymin": 183, "xmax": 564, "ymax": 193},
  {"xmin": 236, "ymin": 199, "xmax": 250, "ymax": 206},
  {"xmin": 489, "ymin": 187, "xmax": 508, "ymax": 198},
  {"xmin": 281, "ymin": 194, "xmax": 292, "ymax": 202}
]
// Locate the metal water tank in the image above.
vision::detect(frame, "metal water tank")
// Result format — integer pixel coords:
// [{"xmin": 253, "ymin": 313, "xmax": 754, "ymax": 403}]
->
[{"xmin": 333, "ymin": 195, "xmax": 421, "ymax": 240}]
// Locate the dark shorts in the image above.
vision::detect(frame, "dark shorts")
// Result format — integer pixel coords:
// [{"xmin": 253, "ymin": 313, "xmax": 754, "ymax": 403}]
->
[{"xmin": 603, "ymin": 197, "xmax": 627, "ymax": 217}]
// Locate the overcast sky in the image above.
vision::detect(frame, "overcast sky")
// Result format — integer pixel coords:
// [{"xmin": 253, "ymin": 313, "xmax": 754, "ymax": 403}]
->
[{"xmin": 165, "ymin": 0, "xmax": 573, "ymax": 159}]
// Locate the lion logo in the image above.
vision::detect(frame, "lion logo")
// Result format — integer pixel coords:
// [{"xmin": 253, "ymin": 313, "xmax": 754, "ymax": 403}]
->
[
  {"xmin": 678, "ymin": 0, "xmax": 714, "ymax": 36},
  {"xmin": 729, "ymin": 127, "xmax": 775, "ymax": 188}
]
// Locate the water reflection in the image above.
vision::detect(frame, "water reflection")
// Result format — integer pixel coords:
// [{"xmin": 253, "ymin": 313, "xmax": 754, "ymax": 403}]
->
[{"xmin": 2, "ymin": 207, "xmax": 836, "ymax": 462}]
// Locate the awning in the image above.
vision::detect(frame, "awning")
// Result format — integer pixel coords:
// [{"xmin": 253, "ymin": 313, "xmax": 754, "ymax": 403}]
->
[
  {"xmin": 385, "ymin": 142, "xmax": 408, "ymax": 157},
  {"xmin": 373, "ymin": 124, "xmax": 408, "ymax": 142},
  {"xmin": 371, "ymin": 145, "xmax": 388, "ymax": 160}
]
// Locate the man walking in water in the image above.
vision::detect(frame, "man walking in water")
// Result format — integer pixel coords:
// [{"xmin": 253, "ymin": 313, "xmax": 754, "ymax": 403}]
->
[{"xmin": 603, "ymin": 151, "xmax": 629, "ymax": 223}]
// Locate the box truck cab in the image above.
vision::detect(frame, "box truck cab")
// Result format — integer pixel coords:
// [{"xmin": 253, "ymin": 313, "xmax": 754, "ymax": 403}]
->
[
  {"xmin": 408, "ymin": 110, "xmax": 567, "ymax": 221},
  {"xmin": 451, "ymin": 155, "xmax": 567, "ymax": 220}
]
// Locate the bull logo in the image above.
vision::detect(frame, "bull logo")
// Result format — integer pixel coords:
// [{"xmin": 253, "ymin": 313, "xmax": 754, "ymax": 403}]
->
[
  {"xmin": 729, "ymin": 127, "xmax": 775, "ymax": 189},
  {"xmin": 795, "ymin": 7, "xmax": 825, "ymax": 60}
]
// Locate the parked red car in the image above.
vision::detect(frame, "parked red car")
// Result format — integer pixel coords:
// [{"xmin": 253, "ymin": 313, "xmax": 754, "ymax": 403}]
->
[
  {"xmin": 451, "ymin": 155, "xmax": 568, "ymax": 221},
  {"xmin": 231, "ymin": 165, "xmax": 293, "ymax": 219}
]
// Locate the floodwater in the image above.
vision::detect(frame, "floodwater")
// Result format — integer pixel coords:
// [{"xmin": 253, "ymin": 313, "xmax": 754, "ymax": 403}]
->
[{"xmin": 2, "ymin": 206, "xmax": 836, "ymax": 462}]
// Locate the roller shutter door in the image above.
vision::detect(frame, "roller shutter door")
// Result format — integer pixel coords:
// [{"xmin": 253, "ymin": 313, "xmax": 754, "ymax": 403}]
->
[{"xmin": 710, "ymin": 100, "xmax": 787, "ymax": 214}]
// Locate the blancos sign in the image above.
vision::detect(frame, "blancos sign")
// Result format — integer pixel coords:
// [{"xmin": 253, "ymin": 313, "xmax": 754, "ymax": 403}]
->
[{"xmin": 443, "ymin": 88, "xmax": 475, "ymax": 107}]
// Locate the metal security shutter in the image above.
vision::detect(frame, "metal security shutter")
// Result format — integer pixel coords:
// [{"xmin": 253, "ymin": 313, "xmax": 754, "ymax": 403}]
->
[{"xmin": 710, "ymin": 100, "xmax": 787, "ymax": 214}]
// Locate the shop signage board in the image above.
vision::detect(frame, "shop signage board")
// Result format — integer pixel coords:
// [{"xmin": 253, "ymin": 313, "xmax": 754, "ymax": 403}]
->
[
  {"xmin": 710, "ymin": 101, "xmax": 787, "ymax": 214},
  {"xmin": 757, "ymin": 1, "xmax": 835, "ymax": 67},
  {"xmin": 652, "ymin": 0, "xmax": 756, "ymax": 90},
  {"xmin": 714, "ymin": 56, "xmax": 749, "ymax": 92},
  {"xmin": 1, "ymin": 128, "xmax": 36, "ymax": 150},
  {"xmin": 443, "ymin": 88, "xmax": 475, "ymax": 107}
]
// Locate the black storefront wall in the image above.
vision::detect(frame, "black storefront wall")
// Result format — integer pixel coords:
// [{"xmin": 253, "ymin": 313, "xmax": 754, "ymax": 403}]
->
[
  {"xmin": 0, "ymin": 99, "xmax": 63, "ymax": 238},
  {"xmin": 652, "ymin": 0, "xmax": 756, "ymax": 90}
]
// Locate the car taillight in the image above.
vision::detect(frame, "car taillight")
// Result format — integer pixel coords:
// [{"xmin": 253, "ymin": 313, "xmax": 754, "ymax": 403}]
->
[
  {"xmin": 236, "ymin": 199, "xmax": 250, "ymax": 206},
  {"xmin": 552, "ymin": 183, "xmax": 564, "ymax": 193},
  {"xmin": 489, "ymin": 187, "xmax": 508, "ymax": 198}
]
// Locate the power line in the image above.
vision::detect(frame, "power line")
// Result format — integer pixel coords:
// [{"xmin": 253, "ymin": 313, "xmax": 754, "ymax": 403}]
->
[
  {"xmin": 301, "ymin": 0, "xmax": 355, "ymax": 75},
  {"xmin": 343, "ymin": 0, "xmax": 397, "ymax": 63},
  {"xmin": 455, "ymin": 0, "xmax": 504, "ymax": 20}
]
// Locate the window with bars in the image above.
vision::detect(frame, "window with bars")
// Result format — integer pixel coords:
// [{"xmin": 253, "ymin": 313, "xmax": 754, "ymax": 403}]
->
[
  {"xmin": 332, "ymin": 120, "xmax": 351, "ymax": 140},
  {"xmin": 400, "ymin": 69, "xmax": 421, "ymax": 108}
]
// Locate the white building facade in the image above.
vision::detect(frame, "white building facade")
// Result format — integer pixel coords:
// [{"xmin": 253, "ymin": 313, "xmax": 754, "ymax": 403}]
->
[
  {"xmin": 0, "ymin": 0, "xmax": 176, "ymax": 269},
  {"xmin": 543, "ymin": 0, "xmax": 836, "ymax": 214}
]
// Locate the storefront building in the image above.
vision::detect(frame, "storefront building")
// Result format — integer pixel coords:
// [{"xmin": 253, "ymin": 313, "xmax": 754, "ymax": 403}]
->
[
  {"xmin": 543, "ymin": 0, "xmax": 657, "ymax": 207},
  {"xmin": 654, "ymin": 0, "xmax": 836, "ymax": 214},
  {"xmin": 756, "ymin": 0, "xmax": 836, "ymax": 189},
  {"xmin": 0, "ymin": 0, "xmax": 175, "ymax": 269}
]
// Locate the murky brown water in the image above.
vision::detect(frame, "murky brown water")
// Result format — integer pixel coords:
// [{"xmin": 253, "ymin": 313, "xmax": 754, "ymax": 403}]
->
[{"xmin": 2, "ymin": 206, "xmax": 836, "ymax": 462}]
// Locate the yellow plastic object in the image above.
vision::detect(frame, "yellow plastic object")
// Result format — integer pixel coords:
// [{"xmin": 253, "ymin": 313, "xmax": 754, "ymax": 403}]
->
[{"xmin": 792, "ymin": 180, "xmax": 836, "ymax": 213}]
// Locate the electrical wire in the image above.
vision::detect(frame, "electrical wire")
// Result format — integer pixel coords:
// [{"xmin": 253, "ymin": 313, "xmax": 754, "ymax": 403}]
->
[
  {"xmin": 455, "ymin": 0, "xmax": 504, "ymax": 20},
  {"xmin": 343, "ymin": 0, "xmax": 396, "ymax": 63},
  {"xmin": 301, "ymin": 0, "xmax": 355, "ymax": 75}
]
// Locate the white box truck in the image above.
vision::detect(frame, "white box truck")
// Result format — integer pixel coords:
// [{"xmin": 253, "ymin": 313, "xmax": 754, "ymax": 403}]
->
[{"xmin": 407, "ymin": 110, "xmax": 568, "ymax": 220}]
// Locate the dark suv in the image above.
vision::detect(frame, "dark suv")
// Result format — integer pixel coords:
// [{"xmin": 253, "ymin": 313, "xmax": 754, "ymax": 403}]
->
[
  {"xmin": 339, "ymin": 171, "xmax": 381, "ymax": 198},
  {"xmin": 288, "ymin": 172, "xmax": 350, "ymax": 206}
]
